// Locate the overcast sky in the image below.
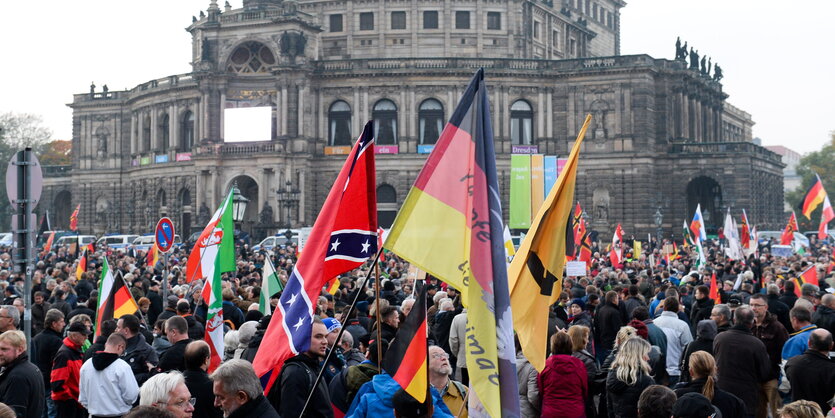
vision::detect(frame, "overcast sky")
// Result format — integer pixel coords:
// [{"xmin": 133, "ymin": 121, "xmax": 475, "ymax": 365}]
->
[{"xmin": 1, "ymin": 1, "xmax": 831, "ymax": 154}]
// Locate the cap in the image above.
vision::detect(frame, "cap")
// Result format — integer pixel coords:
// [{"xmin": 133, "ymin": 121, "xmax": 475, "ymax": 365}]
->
[
  {"xmin": 728, "ymin": 295, "xmax": 742, "ymax": 307},
  {"xmin": 68, "ymin": 322, "xmax": 92, "ymax": 336},
  {"xmin": 166, "ymin": 295, "xmax": 179, "ymax": 309},
  {"xmin": 672, "ymin": 393, "xmax": 715, "ymax": 418},
  {"xmin": 322, "ymin": 318, "xmax": 341, "ymax": 333}
]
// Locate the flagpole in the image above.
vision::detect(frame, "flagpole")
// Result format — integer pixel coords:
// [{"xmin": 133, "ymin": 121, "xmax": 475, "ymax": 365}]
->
[
  {"xmin": 298, "ymin": 247, "xmax": 384, "ymax": 417},
  {"xmin": 375, "ymin": 260, "xmax": 383, "ymax": 375}
]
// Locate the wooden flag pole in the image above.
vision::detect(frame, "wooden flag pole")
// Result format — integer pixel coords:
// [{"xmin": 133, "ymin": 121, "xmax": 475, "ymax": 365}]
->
[{"xmin": 375, "ymin": 260, "xmax": 383, "ymax": 374}]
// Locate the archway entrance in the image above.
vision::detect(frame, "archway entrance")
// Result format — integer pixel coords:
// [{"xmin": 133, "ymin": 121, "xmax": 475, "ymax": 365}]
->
[
  {"xmin": 377, "ymin": 184, "xmax": 397, "ymax": 228},
  {"xmin": 53, "ymin": 190, "xmax": 72, "ymax": 230},
  {"xmin": 686, "ymin": 176, "xmax": 722, "ymax": 231},
  {"xmin": 228, "ymin": 175, "xmax": 259, "ymax": 239}
]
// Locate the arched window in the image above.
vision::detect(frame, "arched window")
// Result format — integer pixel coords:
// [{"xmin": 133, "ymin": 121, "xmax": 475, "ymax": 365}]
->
[
  {"xmin": 329, "ymin": 101, "xmax": 352, "ymax": 146},
  {"xmin": 142, "ymin": 116, "xmax": 152, "ymax": 151},
  {"xmin": 372, "ymin": 99, "xmax": 397, "ymax": 145},
  {"xmin": 510, "ymin": 100, "xmax": 533, "ymax": 145},
  {"xmin": 160, "ymin": 114, "xmax": 170, "ymax": 152},
  {"xmin": 226, "ymin": 42, "xmax": 276, "ymax": 74},
  {"xmin": 181, "ymin": 111, "xmax": 195, "ymax": 151},
  {"xmin": 377, "ymin": 184, "xmax": 397, "ymax": 228},
  {"xmin": 418, "ymin": 99, "xmax": 444, "ymax": 145}
]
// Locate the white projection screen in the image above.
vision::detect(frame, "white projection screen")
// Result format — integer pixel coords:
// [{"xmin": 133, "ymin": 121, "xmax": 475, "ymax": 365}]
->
[{"xmin": 223, "ymin": 106, "xmax": 271, "ymax": 142}]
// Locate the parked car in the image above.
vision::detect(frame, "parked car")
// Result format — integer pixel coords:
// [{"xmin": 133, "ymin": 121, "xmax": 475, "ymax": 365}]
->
[
  {"xmin": 97, "ymin": 234, "xmax": 140, "ymax": 252},
  {"xmin": 0, "ymin": 233, "xmax": 12, "ymax": 247},
  {"xmin": 757, "ymin": 230, "xmax": 810, "ymax": 248},
  {"xmin": 802, "ymin": 230, "xmax": 835, "ymax": 242},
  {"xmin": 253, "ymin": 230, "xmax": 301, "ymax": 252},
  {"xmin": 132, "ymin": 234, "xmax": 181, "ymax": 252},
  {"xmin": 54, "ymin": 234, "xmax": 97, "ymax": 248}
]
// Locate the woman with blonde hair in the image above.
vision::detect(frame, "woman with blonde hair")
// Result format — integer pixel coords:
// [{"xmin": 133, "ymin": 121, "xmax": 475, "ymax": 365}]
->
[
  {"xmin": 780, "ymin": 400, "xmax": 825, "ymax": 418},
  {"xmin": 674, "ymin": 351, "xmax": 747, "ymax": 418},
  {"xmin": 606, "ymin": 337, "xmax": 654, "ymax": 418}
]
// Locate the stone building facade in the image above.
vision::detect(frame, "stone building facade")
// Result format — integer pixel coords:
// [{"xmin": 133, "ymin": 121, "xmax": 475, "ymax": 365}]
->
[{"xmin": 44, "ymin": 0, "xmax": 784, "ymax": 240}]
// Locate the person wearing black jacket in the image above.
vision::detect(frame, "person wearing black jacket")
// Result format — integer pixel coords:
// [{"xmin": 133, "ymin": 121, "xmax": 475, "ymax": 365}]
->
[
  {"xmin": 813, "ymin": 294, "xmax": 835, "ymax": 335},
  {"xmin": 785, "ymin": 329, "xmax": 835, "ymax": 414},
  {"xmin": 0, "ymin": 330, "xmax": 45, "ymax": 418},
  {"xmin": 157, "ymin": 316, "xmax": 191, "ymax": 372},
  {"xmin": 183, "ymin": 340, "xmax": 223, "ymax": 418},
  {"xmin": 146, "ymin": 279, "xmax": 164, "ymax": 325},
  {"xmin": 269, "ymin": 318, "xmax": 333, "ymax": 417},
  {"xmin": 213, "ymin": 359, "xmax": 279, "ymax": 418},
  {"xmin": 116, "ymin": 314, "xmax": 159, "ymax": 385},
  {"xmin": 766, "ymin": 284, "xmax": 792, "ymax": 332},
  {"xmin": 690, "ymin": 286, "xmax": 714, "ymax": 333},
  {"xmin": 675, "ymin": 351, "xmax": 746, "ymax": 418},
  {"xmin": 30, "ymin": 308, "xmax": 65, "ymax": 416},
  {"xmin": 595, "ymin": 291, "xmax": 624, "ymax": 364},
  {"xmin": 83, "ymin": 319, "xmax": 117, "ymax": 361}
]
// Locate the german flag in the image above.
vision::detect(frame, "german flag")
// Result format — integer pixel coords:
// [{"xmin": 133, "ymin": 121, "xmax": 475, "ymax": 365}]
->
[
  {"xmin": 797, "ymin": 265, "xmax": 819, "ymax": 287},
  {"xmin": 800, "ymin": 174, "xmax": 827, "ymax": 219},
  {"xmin": 383, "ymin": 281, "xmax": 428, "ymax": 403},
  {"xmin": 75, "ymin": 243, "xmax": 94, "ymax": 280},
  {"xmin": 146, "ymin": 244, "xmax": 159, "ymax": 271},
  {"xmin": 95, "ymin": 258, "xmax": 138, "ymax": 337}
]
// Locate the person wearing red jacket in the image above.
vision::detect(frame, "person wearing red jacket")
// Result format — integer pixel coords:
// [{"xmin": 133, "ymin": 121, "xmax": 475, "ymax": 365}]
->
[
  {"xmin": 538, "ymin": 330, "xmax": 588, "ymax": 418},
  {"xmin": 51, "ymin": 322, "xmax": 90, "ymax": 418}
]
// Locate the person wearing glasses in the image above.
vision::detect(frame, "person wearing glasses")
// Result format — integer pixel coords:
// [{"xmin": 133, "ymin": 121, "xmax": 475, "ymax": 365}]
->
[
  {"xmin": 139, "ymin": 371, "xmax": 195, "ymax": 418},
  {"xmin": 79, "ymin": 333, "xmax": 139, "ymax": 418},
  {"xmin": 750, "ymin": 293, "xmax": 789, "ymax": 418},
  {"xmin": 428, "ymin": 345, "xmax": 467, "ymax": 418}
]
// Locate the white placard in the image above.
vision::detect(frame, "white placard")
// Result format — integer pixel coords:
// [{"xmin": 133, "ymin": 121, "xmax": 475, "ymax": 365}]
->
[{"xmin": 566, "ymin": 261, "xmax": 587, "ymax": 277}]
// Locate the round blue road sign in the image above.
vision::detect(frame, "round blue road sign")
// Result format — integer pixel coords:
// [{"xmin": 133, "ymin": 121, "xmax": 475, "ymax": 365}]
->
[{"xmin": 155, "ymin": 217, "xmax": 175, "ymax": 253}]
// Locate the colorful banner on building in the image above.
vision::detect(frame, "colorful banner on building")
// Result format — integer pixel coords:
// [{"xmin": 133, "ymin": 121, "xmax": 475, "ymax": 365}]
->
[
  {"xmin": 510, "ymin": 154, "xmax": 532, "ymax": 229},
  {"xmin": 544, "ymin": 155, "xmax": 557, "ymax": 197},
  {"xmin": 530, "ymin": 155, "xmax": 544, "ymax": 218}
]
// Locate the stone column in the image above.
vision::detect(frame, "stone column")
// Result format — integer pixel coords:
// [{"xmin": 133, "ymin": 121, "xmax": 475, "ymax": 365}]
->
[
  {"xmin": 151, "ymin": 108, "xmax": 158, "ymax": 152},
  {"xmin": 138, "ymin": 112, "xmax": 146, "ymax": 153},
  {"xmin": 130, "ymin": 114, "xmax": 137, "ymax": 155},
  {"xmin": 353, "ymin": 88, "xmax": 361, "ymax": 139},
  {"xmin": 280, "ymin": 86, "xmax": 288, "ymax": 136},
  {"xmin": 169, "ymin": 104, "xmax": 177, "ymax": 152},
  {"xmin": 298, "ymin": 84, "xmax": 305, "ymax": 139},
  {"xmin": 210, "ymin": 169, "xmax": 218, "ymax": 209},
  {"xmin": 220, "ymin": 91, "xmax": 226, "ymax": 141}
]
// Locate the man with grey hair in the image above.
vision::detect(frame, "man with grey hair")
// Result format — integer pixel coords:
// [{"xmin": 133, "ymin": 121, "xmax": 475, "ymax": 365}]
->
[
  {"xmin": 211, "ymin": 359, "xmax": 278, "ymax": 417},
  {"xmin": 713, "ymin": 306, "xmax": 771, "ymax": 417},
  {"xmin": 800, "ymin": 282, "xmax": 820, "ymax": 305},
  {"xmin": 139, "ymin": 371, "xmax": 194, "ymax": 418},
  {"xmin": 710, "ymin": 304, "xmax": 732, "ymax": 333},
  {"xmin": 812, "ymin": 293, "xmax": 835, "ymax": 335},
  {"xmin": 0, "ymin": 305, "xmax": 19, "ymax": 333},
  {"xmin": 766, "ymin": 284, "xmax": 791, "ymax": 331}
]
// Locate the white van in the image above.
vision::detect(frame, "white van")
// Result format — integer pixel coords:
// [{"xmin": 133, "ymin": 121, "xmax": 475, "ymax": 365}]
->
[
  {"xmin": 97, "ymin": 234, "xmax": 140, "ymax": 251},
  {"xmin": 54, "ymin": 235, "xmax": 97, "ymax": 247}
]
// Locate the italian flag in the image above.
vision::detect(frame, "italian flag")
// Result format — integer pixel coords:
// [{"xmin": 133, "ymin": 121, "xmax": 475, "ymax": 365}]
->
[
  {"xmin": 259, "ymin": 256, "xmax": 283, "ymax": 316},
  {"xmin": 194, "ymin": 192, "xmax": 236, "ymax": 372},
  {"xmin": 95, "ymin": 258, "xmax": 138, "ymax": 337}
]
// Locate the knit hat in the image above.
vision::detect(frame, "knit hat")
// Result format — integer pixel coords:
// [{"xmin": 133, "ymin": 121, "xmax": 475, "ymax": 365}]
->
[
  {"xmin": 696, "ymin": 319, "xmax": 718, "ymax": 340},
  {"xmin": 628, "ymin": 319, "xmax": 649, "ymax": 340},
  {"xmin": 570, "ymin": 298, "xmax": 586, "ymax": 310},
  {"xmin": 322, "ymin": 318, "xmax": 341, "ymax": 333},
  {"xmin": 672, "ymin": 393, "xmax": 715, "ymax": 418}
]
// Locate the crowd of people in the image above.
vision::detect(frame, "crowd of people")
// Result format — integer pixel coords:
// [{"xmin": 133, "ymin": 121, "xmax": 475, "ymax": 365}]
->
[{"xmin": 0, "ymin": 233, "xmax": 832, "ymax": 418}]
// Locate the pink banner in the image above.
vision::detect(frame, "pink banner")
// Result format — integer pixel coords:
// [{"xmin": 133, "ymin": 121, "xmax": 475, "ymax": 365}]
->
[
  {"xmin": 375, "ymin": 145, "xmax": 399, "ymax": 154},
  {"xmin": 175, "ymin": 152, "xmax": 192, "ymax": 161}
]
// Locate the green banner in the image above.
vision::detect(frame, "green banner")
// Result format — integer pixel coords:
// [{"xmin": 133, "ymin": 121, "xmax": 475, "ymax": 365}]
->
[
  {"xmin": 530, "ymin": 155, "xmax": 544, "ymax": 218},
  {"xmin": 510, "ymin": 154, "xmax": 532, "ymax": 229}
]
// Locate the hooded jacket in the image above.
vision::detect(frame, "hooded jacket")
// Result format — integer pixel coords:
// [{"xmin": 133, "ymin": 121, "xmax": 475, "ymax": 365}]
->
[
  {"xmin": 269, "ymin": 352, "xmax": 332, "ymax": 418},
  {"xmin": 50, "ymin": 337, "xmax": 84, "ymax": 402},
  {"xmin": 78, "ymin": 351, "xmax": 139, "ymax": 416},
  {"xmin": 0, "ymin": 353, "xmax": 44, "ymax": 418},
  {"xmin": 679, "ymin": 320, "xmax": 717, "ymax": 382},
  {"xmin": 345, "ymin": 373, "xmax": 452, "ymax": 417},
  {"xmin": 122, "ymin": 332, "xmax": 159, "ymax": 385},
  {"xmin": 538, "ymin": 354, "xmax": 588, "ymax": 418}
]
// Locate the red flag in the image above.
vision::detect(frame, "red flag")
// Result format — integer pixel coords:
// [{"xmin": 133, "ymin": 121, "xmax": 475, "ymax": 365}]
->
[
  {"xmin": 253, "ymin": 121, "xmax": 377, "ymax": 393},
  {"xmin": 780, "ymin": 212, "xmax": 798, "ymax": 245},
  {"xmin": 377, "ymin": 226, "xmax": 386, "ymax": 262},
  {"xmin": 577, "ymin": 220, "xmax": 592, "ymax": 266},
  {"xmin": 709, "ymin": 273, "xmax": 721, "ymax": 304},
  {"xmin": 43, "ymin": 231, "xmax": 55, "ymax": 254},
  {"xmin": 740, "ymin": 210, "xmax": 751, "ymax": 249},
  {"xmin": 799, "ymin": 265, "xmax": 819, "ymax": 287},
  {"xmin": 69, "ymin": 204, "xmax": 80, "ymax": 232},
  {"xmin": 572, "ymin": 202, "xmax": 583, "ymax": 245},
  {"xmin": 609, "ymin": 224, "xmax": 624, "ymax": 266}
]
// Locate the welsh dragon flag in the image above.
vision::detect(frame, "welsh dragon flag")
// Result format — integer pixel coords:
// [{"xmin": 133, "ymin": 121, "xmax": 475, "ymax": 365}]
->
[
  {"xmin": 259, "ymin": 256, "xmax": 283, "ymax": 316},
  {"xmin": 192, "ymin": 192, "xmax": 236, "ymax": 372}
]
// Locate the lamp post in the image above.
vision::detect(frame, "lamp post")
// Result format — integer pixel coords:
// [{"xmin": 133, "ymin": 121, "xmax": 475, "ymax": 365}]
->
[
  {"xmin": 277, "ymin": 180, "xmax": 300, "ymax": 244},
  {"xmin": 653, "ymin": 207, "xmax": 663, "ymax": 247},
  {"xmin": 230, "ymin": 183, "xmax": 249, "ymax": 241}
]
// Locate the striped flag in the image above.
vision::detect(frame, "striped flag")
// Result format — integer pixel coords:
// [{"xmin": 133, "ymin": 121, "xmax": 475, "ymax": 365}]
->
[
  {"xmin": 95, "ymin": 259, "xmax": 138, "ymax": 337},
  {"xmin": 609, "ymin": 224, "xmax": 624, "ymax": 266},
  {"xmin": 780, "ymin": 212, "xmax": 799, "ymax": 245},
  {"xmin": 691, "ymin": 205, "xmax": 707, "ymax": 266},
  {"xmin": 384, "ymin": 69, "xmax": 520, "ymax": 417},
  {"xmin": 801, "ymin": 174, "xmax": 827, "ymax": 219},
  {"xmin": 146, "ymin": 244, "xmax": 159, "ymax": 271},
  {"xmin": 198, "ymin": 192, "xmax": 236, "ymax": 372},
  {"xmin": 43, "ymin": 231, "xmax": 56, "ymax": 254},
  {"xmin": 819, "ymin": 195, "xmax": 834, "ymax": 240},
  {"xmin": 75, "ymin": 243, "xmax": 93, "ymax": 280},
  {"xmin": 798, "ymin": 265, "xmax": 819, "ymax": 287},
  {"xmin": 253, "ymin": 121, "xmax": 377, "ymax": 394},
  {"xmin": 259, "ymin": 256, "xmax": 283, "ymax": 316},
  {"xmin": 383, "ymin": 281, "xmax": 428, "ymax": 402}
]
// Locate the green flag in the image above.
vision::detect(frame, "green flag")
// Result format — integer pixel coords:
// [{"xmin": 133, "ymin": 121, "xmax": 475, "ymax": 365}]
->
[{"xmin": 259, "ymin": 256, "xmax": 283, "ymax": 315}]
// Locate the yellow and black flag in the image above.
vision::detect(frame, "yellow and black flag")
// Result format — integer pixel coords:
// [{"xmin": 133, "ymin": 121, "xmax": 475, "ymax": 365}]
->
[
  {"xmin": 509, "ymin": 114, "xmax": 591, "ymax": 372},
  {"xmin": 383, "ymin": 281, "xmax": 428, "ymax": 403}
]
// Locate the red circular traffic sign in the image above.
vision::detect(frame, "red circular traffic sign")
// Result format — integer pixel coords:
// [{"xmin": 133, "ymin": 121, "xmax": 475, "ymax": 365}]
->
[{"xmin": 155, "ymin": 217, "xmax": 176, "ymax": 253}]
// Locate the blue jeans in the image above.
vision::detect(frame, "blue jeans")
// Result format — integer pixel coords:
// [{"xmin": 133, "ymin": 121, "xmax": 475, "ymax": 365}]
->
[{"xmin": 44, "ymin": 388, "xmax": 56, "ymax": 418}]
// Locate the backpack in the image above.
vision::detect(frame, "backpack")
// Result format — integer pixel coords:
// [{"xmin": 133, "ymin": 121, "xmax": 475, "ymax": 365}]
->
[{"xmin": 272, "ymin": 360, "xmax": 316, "ymax": 407}]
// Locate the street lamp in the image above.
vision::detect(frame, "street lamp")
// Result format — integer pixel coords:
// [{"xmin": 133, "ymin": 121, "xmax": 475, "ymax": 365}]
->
[
  {"xmin": 230, "ymin": 182, "xmax": 249, "ymax": 223},
  {"xmin": 653, "ymin": 207, "xmax": 663, "ymax": 245},
  {"xmin": 277, "ymin": 180, "xmax": 301, "ymax": 228}
]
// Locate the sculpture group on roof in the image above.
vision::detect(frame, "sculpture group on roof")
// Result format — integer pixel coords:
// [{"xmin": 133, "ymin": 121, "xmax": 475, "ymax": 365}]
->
[{"xmin": 675, "ymin": 37, "xmax": 723, "ymax": 82}]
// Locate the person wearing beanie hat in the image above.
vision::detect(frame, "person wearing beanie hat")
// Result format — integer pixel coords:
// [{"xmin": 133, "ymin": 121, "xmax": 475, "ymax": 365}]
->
[
  {"xmin": 157, "ymin": 295, "xmax": 178, "ymax": 322},
  {"xmin": 568, "ymin": 298, "xmax": 593, "ymax": 330}
]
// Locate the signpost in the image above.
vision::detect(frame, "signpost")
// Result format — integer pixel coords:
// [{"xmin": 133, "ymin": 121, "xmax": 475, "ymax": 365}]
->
[
  {"xmin": 154, "ymin": 217, "xmax": 175, "ymax": 303},
  {"xmin": 6, "ymin": 148, "xmax": 43, "ymax": 355}
]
